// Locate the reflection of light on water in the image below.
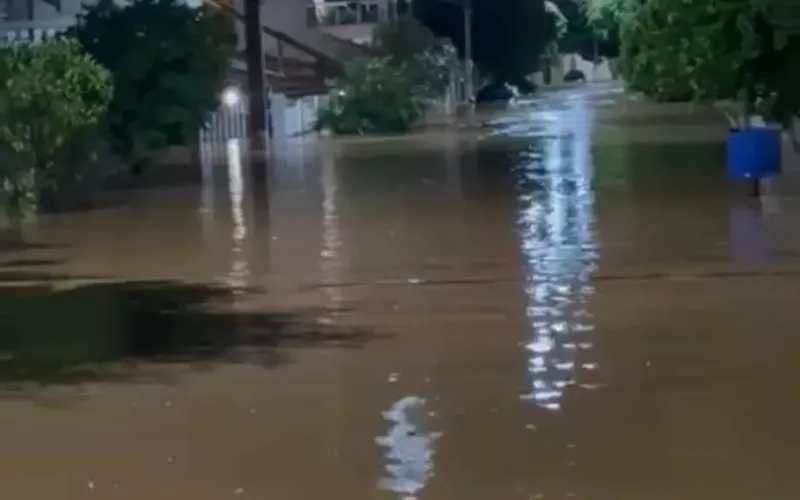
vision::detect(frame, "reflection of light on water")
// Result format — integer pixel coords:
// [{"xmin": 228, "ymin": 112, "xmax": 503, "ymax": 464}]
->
[
  {"xmin": 375, "ymin": 396, "xmax": 441, "ymax": 500},
  {"xmin": 225, "ymin": 139, "xmax": 250, "ymax": 293},
  {"xmin": 320, "ymin": 154, "xmax": 343, "ymax": 319},
  {"xmin": 199, "ymin": 140, "xmax": 216, "ymax": 248},
  {"xmin": 517, "ymin": 94, "xmax": 599, "ymax": 411}
]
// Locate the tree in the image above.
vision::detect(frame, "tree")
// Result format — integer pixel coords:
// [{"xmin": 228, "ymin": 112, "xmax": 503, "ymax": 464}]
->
[
  {"xmin": 317, "ymin": 17, "xmax": 453, "ymax": 135},
  {"xmin": 748, "ymin": 24, "xmax": 800, "ymax": 128},
  {"xmin": 551, "ymin": 0, "xmax": 597, "ymax": 59},
  {"xmin": 0, "ymin": 38, "xmax": 113, "ymax": 212},
  {"xmin": 618, "ymin": 0, "xmax": 766, "ymax": 108},
  {"xmin": 70, "ymin": 0, "xmax": 236, "ymax": 166},
  {"xmin": 317, "ymin": 59, "xmax": 426, "ymax": 135},
  {"xmin": 413, "ymin": 0, "xmax": 554, "ymax": 84},
  {"xmin": 584, "ymin": 0, "xmax": 632, "ymax": 60},
  {"xmin": 372, "ymin": 16, "xmax": 453, "ymax": 99}
]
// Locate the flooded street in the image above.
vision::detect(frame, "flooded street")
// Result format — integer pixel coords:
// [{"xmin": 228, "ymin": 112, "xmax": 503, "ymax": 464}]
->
[{"xmin": 3, "ymin": 86, "xmax": 800, "ymax": 499}]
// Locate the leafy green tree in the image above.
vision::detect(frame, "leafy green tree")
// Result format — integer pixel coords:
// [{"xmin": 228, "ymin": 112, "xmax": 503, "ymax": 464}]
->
[
  {"xmin": 70, "ymin": 0, "xmax": 236, "ymax": 166},
  {"xmin": 551, "ymin": 0, "xmax": 598, "ymax": 59},
  {"xmin": 0, "ymin": 38, "xmax": 113, "ymax": 212},
  {"xmin": 317, "ymin": 17, "xmax": 453, "ymax": 135},
  {"xmin": 317, "ymin": 59, "xmax": 425, "ymax": 135},
  {"xmin": 372, "ymin": 16, "xmax": 453, "ymax": 98},
  {"xmin": 584, "ymin": 0, "xmax": 632, "ymax": 60},
  {"xmin": 413, "ymin": 0, "xmax": 554, "ymax": 84},
  {"xmin": 619, "ymin": 0, "xmax": 766, "ymax": 108}
]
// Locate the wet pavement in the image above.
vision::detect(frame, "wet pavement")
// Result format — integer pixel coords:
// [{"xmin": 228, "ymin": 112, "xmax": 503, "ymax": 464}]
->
[{"xmin": 2, "ymin": 86, "xmax": 800, "ymax": 499}]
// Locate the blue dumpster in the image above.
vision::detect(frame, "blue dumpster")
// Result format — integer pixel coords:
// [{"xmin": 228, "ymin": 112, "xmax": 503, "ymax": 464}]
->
[{"xmin": 726, "ymin": 127, "xmax": 781, "ymax": 180}]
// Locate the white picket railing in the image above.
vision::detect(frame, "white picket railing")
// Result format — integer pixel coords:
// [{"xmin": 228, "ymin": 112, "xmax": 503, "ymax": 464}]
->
[
  {"xmin": 0, "ymin": 18, "xmax": 75, "ymax": 46},
  {"xmin": 305, "ymin": 0, "xmax": 411, "ymax": 28}
]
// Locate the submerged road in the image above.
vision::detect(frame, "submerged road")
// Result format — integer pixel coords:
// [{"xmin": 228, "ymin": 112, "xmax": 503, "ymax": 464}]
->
[{"xmin": 1, "ymin": 86, "xmax": 799, "ymax": 499}]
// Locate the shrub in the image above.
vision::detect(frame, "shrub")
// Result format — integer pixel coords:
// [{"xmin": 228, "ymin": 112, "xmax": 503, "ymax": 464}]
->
[
  {"xmin": 70, "ymin": 0, "xmax": 236, "ymax": 165},
  {"xmin": 317, "ymin": 58, "xmax": 426, "ymax": 135},
  {"xmin": 0, "ymin": 37, "xmax": 113, "ymax": 212},
  {"xmin": 317, "ymin": 17, "xmax": 453, "ymax": 135},
  {"xmin": 372, "ymin": 16, "xmax": 452, "ymax": 98}
]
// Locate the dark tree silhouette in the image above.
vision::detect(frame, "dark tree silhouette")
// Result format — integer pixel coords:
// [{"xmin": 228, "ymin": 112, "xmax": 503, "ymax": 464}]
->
[
  {"xmin": 413, "ymin": 0, "xmax": 554, "ymax": 83},
  {"xmin": 552, "ymin": 0, "xmax": 619, "ymax": 61}
]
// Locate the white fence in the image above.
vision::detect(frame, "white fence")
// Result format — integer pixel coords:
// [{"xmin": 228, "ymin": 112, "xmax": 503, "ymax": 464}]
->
[
  {"xmin": 0, "ymin": 19, "xmax": 73, "ymax": 46},
  {"xmin": 305, "ymin": 0, "xmax": 411, "ymax": 27},
  {"xmin": 199, "ymin": 92, "xmax": 328, "ymax": 147}
]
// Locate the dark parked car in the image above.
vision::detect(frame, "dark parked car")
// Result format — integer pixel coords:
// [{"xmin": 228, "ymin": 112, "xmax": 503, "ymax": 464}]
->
[
  {"xmin": 564, "ymin": 69, "xmax": 586, "ymax": 83},
  {"xmin": 475, "ymin": 82, "xmax": 514, "ymax": 104}
]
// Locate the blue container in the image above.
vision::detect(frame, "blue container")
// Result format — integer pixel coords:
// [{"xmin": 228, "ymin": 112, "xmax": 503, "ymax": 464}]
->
[{"xmin": 726, "ymin": 127, "xmax": 781, "ymax": 180}]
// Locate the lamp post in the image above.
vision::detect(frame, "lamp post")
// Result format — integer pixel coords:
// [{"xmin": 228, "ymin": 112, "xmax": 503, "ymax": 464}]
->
[
  {"xmin": 463, "ymin": 0, "xmax": 473, "ymax": 102},
  {"xmin": 244, "ymin": 0, "xmax": 268, "ymax": 150}
]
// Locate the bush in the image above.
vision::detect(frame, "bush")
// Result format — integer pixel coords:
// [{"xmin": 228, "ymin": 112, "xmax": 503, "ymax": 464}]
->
[
  {"xmin": 317, "ymin": 17, "xmax": 452, "ymax": 135},
  {"xmin": 372, "ymin": 16, "xmax": 452, "ymax": 98},
  {"xmin": 317, "ymin": 58, "xmax": 426, "ymax": 135},
  {"xmin": 70, "ymin": 0, "xmax": 236, "ymax": 165},
  {"xmin": 0, "ymin": 38, "xmax": 113, "ymax": 212}
]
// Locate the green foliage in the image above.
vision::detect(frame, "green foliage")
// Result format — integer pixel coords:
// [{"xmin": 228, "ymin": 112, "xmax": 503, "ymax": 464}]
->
[
  {"xmin": 583, "ymin": 0, "xmax": 631, "ymax": 59},
  {"xmin": 316, "ymin": 58, "xmax": 426, "ymax": 135},
  {"xmin": 317, "ymin": 17, "xmax": 453, "ymax": 135},
  {"xmin": 619, "ymin": 0, "xmax": 766, "ymax": 104},
  {"xmin": 69, "ymin": 0, "xmax": 236, "ymax": 162},
  {"xmin": 414, "ymin": 0, "xmax": 552, "ymax": 83},
  {"xmin": 0, "ymin": 37, "xmax": 113, "ymax": 212},
  {"xmin": 545, "ymin": 1, "xmax": 568, "ymax": 40},
  {"xmin": 372, "ymin": 16, "xmax": 453, "ymax": 98},
  {"xmin": 539, "ymin": 1, "xmax": 567, "ymax": 68}
]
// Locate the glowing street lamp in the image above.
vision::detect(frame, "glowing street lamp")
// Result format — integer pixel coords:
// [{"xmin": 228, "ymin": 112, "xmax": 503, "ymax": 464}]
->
[{"xmin": 222, "ymin": 86, "xmax": 242, "ymax": 107}]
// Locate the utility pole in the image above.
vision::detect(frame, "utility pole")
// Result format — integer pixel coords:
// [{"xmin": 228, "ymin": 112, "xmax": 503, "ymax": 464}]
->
[
  {"xmin": 463, "ymin": 0, "xmax": 473, "ymax": 103},
  {"xmin": 244, "ymin": 0, "xmax": 268, "ymax": 150}
]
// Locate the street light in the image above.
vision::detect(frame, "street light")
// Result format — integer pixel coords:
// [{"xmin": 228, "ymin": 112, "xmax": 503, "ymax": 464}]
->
[
  {"xmin": 244, "ymin": 0, "xmax": 268, "ymax": 149},
  {"xmin": 222, "ymin": 86, "xmax": 242, "ymax": 107},
  {"xmin": 463, "ymin": 0, "xmax": 473, "ymax": 103}
]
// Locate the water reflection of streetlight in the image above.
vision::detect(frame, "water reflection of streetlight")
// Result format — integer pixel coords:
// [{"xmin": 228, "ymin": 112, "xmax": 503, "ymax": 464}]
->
[
  {"xmin": 517, "ymin": 94, "xmax": 599, "ymax": 412},
  {"xmin": 225, "ymin": 138, "xmax": 250, "ymax": 295},
  {"xmin": 319, "ymin": 153, "xmax": 343, "ymax": 322},
  {"xmin": 199, "ymin": 139, "xmax": 216, "ymax": 252},
  {"xmin": 375, "ymin": 396, "xmax": 442, "ymax": 500}
]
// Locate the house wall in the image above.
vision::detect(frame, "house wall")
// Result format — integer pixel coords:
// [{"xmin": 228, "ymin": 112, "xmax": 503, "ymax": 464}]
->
[{"xmin": 228, "ymin": 0, "xmax": 315, "ymax": 61}]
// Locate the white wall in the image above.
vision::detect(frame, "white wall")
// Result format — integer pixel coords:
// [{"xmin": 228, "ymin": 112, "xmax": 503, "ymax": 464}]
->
[{"xmin": 270, "ymin": 93, "xmax": 328, "ymax": 139}]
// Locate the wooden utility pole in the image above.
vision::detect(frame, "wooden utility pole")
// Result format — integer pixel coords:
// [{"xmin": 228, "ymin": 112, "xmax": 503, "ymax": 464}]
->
[
  {"xmin": 244, "ymin": 0, "xmax": 268, "ymax": 150},
  {"xmin": 462, "ymin": 0, "xmax": 473, "ymax": 102}
]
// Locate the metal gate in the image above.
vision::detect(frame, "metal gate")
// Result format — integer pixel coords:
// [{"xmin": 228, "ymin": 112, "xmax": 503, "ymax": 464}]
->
[{"xmin": 200, "ymin": 96, "xmax": 249, "ymax": 144}]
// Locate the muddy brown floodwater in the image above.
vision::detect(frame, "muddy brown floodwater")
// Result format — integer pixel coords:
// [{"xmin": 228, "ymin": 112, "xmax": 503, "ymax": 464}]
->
[{"xmin": 2, "ymin": 87, "xmax": 800, "ymax": 499}]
